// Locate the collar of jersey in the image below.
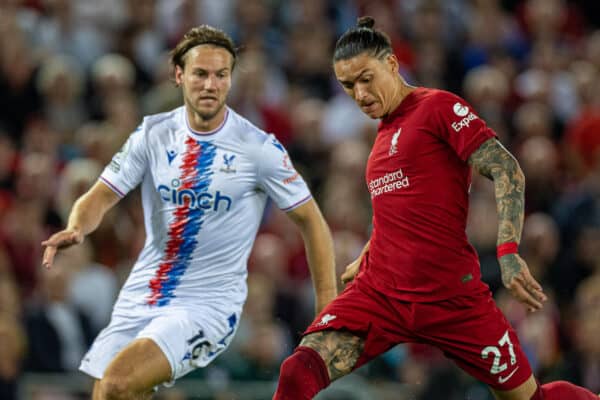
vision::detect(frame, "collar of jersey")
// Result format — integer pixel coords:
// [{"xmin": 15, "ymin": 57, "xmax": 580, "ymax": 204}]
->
[{"xmin": 185, "ymin": 107, "xmax": 230, "ymax": 137}]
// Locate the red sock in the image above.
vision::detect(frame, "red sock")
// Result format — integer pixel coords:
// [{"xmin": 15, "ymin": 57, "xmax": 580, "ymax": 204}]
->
[
  {"xmin": 273, "ymin": 346, "xmax": 330, "ymax": 400},
  {"xmin": 530, "ymin": 381, "xmax": 598, "ymax": 400}
]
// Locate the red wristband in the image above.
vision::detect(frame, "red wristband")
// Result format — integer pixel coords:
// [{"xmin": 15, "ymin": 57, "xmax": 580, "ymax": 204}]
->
[{"xmin": 497, "ymin": 242, "xmax": 518, "ymax": 259}]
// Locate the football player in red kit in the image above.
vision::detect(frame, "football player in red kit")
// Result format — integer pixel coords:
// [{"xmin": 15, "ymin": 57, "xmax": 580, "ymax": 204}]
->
[{"xmin": 273, "ymin": 16, "xmax": 599, "ymax": 400}]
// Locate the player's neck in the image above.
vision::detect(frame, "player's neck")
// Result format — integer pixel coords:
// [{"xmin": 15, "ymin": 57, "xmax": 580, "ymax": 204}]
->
[
  {"xmin": 391, "ymin": 81, "xmax": 414, "ymax": 111},
  {"xmin": 187, "ymin": 106, "xmax": 227, "ymax": 133},
  {"xmin": 383, "ymin": 80, "xmax": 414, "ymax": 119}
]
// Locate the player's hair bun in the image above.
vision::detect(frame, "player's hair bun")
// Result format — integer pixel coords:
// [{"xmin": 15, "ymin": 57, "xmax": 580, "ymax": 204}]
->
[{"xmin": 357, "ymin": 16, "xmax": 375, "ymax": 29}]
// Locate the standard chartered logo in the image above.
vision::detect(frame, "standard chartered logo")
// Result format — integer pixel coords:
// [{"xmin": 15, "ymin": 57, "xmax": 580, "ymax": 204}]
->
[{"xmin": 368, "ymin": 168, "xmax": 410, "ymax": 198}]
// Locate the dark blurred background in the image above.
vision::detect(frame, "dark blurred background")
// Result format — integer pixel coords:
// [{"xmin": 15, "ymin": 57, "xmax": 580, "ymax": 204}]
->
[{"xmin": 0, "ymin": 0, "xmax": 599, "ymax": 399}]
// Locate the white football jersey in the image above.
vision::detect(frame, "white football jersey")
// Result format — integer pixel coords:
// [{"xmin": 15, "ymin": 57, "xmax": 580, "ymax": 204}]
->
[{"xmin": 99, "ymin": 106, "xmax": 311, "ymax": 312}]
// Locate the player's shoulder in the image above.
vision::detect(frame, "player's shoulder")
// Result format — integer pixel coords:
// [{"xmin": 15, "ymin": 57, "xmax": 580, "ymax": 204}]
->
[
  {"xmin": 226, "ymin": 107, "xmax": 275, "ymax": 147},
  {"xmin": 142, "ymin": 107, "xmax": 183, "ymax": 134},
  {"xmin": 419, "ymin": 88, "xmax": 466, "ymax": 107}
]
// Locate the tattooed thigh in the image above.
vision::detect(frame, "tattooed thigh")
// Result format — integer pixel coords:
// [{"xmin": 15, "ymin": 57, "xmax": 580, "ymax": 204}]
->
[{"xmin": 300, "ymin": 331, "xmax": 365, "ymax": 382}]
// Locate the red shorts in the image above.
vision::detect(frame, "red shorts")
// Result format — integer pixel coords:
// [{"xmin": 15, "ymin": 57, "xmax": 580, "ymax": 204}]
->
[{"xmin": 304, "ymin": 278, "xmax": 532, "ymax": 391}]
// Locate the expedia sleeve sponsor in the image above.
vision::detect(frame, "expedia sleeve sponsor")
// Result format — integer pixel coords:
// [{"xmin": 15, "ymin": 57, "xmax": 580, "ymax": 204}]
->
[
  {"xmin": 431, "ymin": 92, "xmax": 497, "ymax": 161},
  {"xmin": 257, "ymin": 135, "xmax": 311, "ymax": 211}
]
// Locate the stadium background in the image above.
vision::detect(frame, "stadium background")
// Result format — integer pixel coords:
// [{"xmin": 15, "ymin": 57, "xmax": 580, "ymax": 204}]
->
[{"xmin": 0, "ymin": 0, "xmax": 599, "ymax": 399}]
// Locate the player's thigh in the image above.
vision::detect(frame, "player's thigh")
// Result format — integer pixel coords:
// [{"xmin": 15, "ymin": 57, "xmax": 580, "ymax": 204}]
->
[
  {"xmin": 418, "ymin": 292, "xmax": 533, "ymax": 392},
  {"xmin": 102, "ymin": 338, "xmax": 172, "ymax": 392},
  {"xmin": 490, "ymin": 375, "xmax": 538, "ymax": 400},
  {"xmin": 300, "ymin": 330, "xmax": 365, "ymax": 382},
  {"xmin": 300, "ymin": 280, "xmax": 414, "ymax": 381}
]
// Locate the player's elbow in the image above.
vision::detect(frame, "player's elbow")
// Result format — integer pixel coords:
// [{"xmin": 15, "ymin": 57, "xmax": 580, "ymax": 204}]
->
[
  {"xmin": 287, "ymin": 199, "xmax": 320, "ymax": 228},
  {"xmin": 494, "ymin": 157, "xmax": 525, "ymax": 190}
]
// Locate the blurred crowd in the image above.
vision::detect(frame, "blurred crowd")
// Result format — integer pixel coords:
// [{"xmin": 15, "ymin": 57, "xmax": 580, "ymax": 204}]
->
[{"xmin": 0, "ymin": 0, "xmax": 599, "ymax": 399}]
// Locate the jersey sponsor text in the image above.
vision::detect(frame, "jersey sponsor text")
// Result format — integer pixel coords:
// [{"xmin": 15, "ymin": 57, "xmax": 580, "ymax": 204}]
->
[{"xmin": 368, "ymin": 168, "xmax": 410, "ymax": 198}]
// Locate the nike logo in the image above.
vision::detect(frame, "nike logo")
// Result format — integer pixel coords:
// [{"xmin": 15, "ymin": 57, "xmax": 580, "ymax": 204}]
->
[{"xmin": 498, "ymin": 366, "xmax": 519, "ymax": 384}]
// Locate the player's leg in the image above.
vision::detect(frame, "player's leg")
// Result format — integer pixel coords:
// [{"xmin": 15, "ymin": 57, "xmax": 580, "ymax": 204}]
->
[
  {"xmin": 488, "ymin": 374, "xmax": 537, "ymax": 400},
  {"xmin": 92, "ymin": 380, "xmax": 101, "ymax": 400},
  {"xmin": 416, "ymin": 291, "xmax": 534, "ymax": 398},
  {"xmin": 495, "ymin": 378, "xmax": 600, "ymax": 400},
  {"xmin": 81, "ymin": 313, "xmax": 155, "ymax": 399},
  {"xmin": 273, "ymin": 330, "xmax": 365, "ymax": 399},
  {"xmin": 273, "ymin": 280, "xmax": 415, "ymax": 400},
  {"xmin": 418, "ymin": 291, "xmax": 598, "ymax": 400},
  {"xmin": 95, "ymin": 338, "xmax": 171, "ymax": 399}
]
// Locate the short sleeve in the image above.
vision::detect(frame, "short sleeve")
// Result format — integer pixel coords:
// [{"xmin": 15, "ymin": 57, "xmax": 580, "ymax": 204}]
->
[
  {"xmin": 257, "ymin": 135, "xmax": 312, "ymax": 211},
  {"xmin": 99, "ymin": 122, "xmax": 148, "ymax": 197},
  {"xmin": 430, "ymin": 92, "xmax": 497, "ymax": 161}
]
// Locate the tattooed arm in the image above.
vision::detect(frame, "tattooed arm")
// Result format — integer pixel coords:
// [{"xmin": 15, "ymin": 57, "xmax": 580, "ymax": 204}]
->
[{"xmin": 469, "ymin": 138, "xmax": 547, "ymax": 311}]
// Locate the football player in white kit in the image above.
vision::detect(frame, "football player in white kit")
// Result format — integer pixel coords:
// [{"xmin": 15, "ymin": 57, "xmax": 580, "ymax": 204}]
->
[{"xmin": 41, "ymin": 25, "xmax": 337, "ymax": 399}]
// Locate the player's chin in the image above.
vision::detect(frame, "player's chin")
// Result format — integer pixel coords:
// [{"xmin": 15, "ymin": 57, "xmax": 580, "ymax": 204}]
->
[
  {"xmin": 360, "ymin": 104, "xmax": 383, "ymax": 119},
  {"xmin": 196, "ymin": 104, "xmax": 223, "ymax": 120}
]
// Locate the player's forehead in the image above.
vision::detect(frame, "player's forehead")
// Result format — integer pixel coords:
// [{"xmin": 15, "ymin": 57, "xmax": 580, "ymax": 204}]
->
[
  {"xmin": 334, "ymin": 53, "xmax": 380, "ymax": 82},
  {"xmin": 184, "ymin": 45, "xmax": 234, "ymax": 71}
]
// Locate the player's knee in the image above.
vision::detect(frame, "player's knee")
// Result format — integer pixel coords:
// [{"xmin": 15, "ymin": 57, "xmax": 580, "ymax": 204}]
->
[
  {"xmin": 99, "ymin": 374, "xmax": 137, "ymax": 400},
  {"xmin": 277, "ymin": 346, "xmax": 330, "ymax": 394},
  {"xmin": 278, "ymin": 352, "xmax": 303, "ymax": 384}
]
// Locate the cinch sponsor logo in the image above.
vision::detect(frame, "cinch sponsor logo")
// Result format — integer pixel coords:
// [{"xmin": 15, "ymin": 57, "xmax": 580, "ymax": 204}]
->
[
  {"xmin": 451, "ymin": 112, "xmax": 478, "ymax": 132},
  {"xmin": 368, "ymin": 168, "xmax": 410, "ymax": 198},
  {"xmin": 157, "ymin": 180, "xmax": 232, "ymax": 211}
]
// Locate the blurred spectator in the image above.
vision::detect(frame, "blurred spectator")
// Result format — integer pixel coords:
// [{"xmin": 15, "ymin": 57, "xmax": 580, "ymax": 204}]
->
[
  {"xmin": 36, "ymin": 55, "xmax": 87, "ymax": 144},
  {"xmin": 0, "ymin": 1, "xmax": 597, "ymax": 397},
  {"xmin": 516, "ymin": 136, "xmax": 560, "ymax": 213},
  {"xmin": 0, "ymin": 19, "xmax": 42, "ymax": 140},
  {"xmin": 0, "ymin": 312, "xmax": 27, "ymax": 400},
  {"xmin": 32, "ymin": 0, "xmax": 109, "ymax": 69},
  {"xmin": 66, "ymin": 241, "xmax": 118, "ymax": 335},
  {"xmin": 24, "ymin": 251, "xmax": 94, "ymax": 373},
  {"xmin": 0, "ymin": 152, "xmax": 62, "ymax": 299},
  {"xmin": 463, "ymin": 65, "xmax": 511, "ymax": 141},
  {"xmin": 248, "ymin": 233, "xmax": 305, "ymax": 332},
  {"xmin": 222, "ymin": 272, "xmax": 292, "ymax": 381},
  {"xmin": 569, "ymin": 273, "xmax": 600, "ymax": 392},
  {"xmin": 286, "ymin": 98, "xmax": 329, "ymax": 193},
  {"xmin": 520, "ymin": 212, "xmax": 560, "ymax": 284},
  {"xmin": 229, "ymin": 49, "xmax": 291, "ymax": 144},
  {"xmin": 283, "ymin": 23, "xmax": 335, "ymax": 100}
]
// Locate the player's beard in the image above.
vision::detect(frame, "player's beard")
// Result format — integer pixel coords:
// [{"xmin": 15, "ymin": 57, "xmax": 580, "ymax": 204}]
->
[{"xmin": 190, "ymin": 96, "xmax": 226, "ymax": 122}]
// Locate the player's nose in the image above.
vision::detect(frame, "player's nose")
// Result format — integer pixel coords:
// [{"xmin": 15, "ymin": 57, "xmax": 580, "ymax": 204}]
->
[
  {"xmin": 203, "ymin": 75, "xmax": 218, "ymax": 91},
  {"xmin": 354, "ymin": 85, "xmax": 368, "ymax": 102}
]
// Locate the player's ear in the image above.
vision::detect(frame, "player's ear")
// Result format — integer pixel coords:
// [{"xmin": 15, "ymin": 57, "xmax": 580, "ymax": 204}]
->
[
  {"xmin": 174, "ymin": 65, "xmax": 184, "ymax": 86},
  {"xmin": 386, "ymin": 54, "xmax": 399, "ymax": 74}
]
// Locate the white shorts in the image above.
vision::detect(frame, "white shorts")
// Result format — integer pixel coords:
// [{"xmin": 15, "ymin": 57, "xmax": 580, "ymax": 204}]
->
[{"xmin": 79, "ymin": 306, "xmax": 240, "ymax": 382}]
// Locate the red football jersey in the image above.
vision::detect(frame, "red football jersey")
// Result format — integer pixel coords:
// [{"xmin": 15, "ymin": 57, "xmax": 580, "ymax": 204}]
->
[{"xmin": 358, "ymin": 87, "xmax": 497, "ymax": 301}]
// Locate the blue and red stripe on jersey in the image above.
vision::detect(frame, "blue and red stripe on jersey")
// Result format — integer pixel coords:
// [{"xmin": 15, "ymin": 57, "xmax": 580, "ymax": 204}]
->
[{"xmin": 147, "ymin": 137, "xmax": 217, "ymax": 306}]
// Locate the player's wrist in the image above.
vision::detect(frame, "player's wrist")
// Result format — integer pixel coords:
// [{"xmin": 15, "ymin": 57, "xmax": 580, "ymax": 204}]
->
[{"xmin": 497, "ymin": 242, "xmax": 518, "ymax": 259}]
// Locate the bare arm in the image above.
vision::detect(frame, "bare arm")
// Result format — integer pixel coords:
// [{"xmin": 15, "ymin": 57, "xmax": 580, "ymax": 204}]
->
[
  {"xmin": 42, "ymin": 181, "xmax": 121, "ymax": 269},
  {"xmin": 287, "ymin": 199, "xmax": 337, "ymax": 313},
  {"xmin": 469, "ymin": 138, "xmax": 547, "ymax": 310}
]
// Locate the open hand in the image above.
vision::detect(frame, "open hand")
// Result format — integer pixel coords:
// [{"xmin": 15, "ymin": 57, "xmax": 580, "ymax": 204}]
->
[
  {"xmin": 41, "ymin": 228, "xmax": 84, "ymax": 269},
  {"xmin": 499, "ymin": 253, "xmax": 547, "ymax": 312}
]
